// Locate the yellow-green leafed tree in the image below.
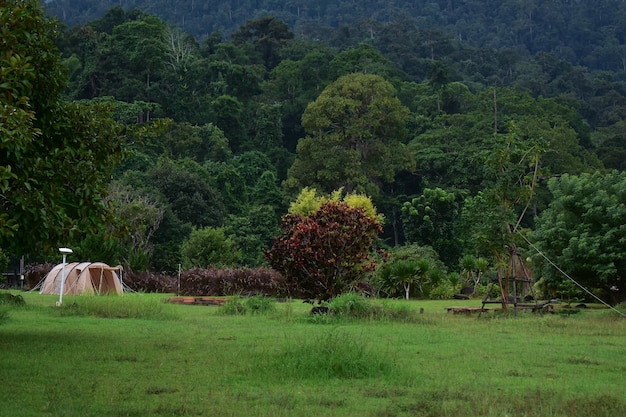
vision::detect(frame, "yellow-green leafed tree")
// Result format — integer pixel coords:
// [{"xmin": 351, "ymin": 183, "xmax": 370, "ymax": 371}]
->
[{"xmin": 289, "ymin": 187, "xmax": 383, "ymax": 223}]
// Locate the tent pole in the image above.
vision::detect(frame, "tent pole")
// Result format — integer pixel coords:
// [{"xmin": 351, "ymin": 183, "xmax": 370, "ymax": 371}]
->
[{"xmin": 98, "ymin": 267, "xmax": 104, "ymax": 295}]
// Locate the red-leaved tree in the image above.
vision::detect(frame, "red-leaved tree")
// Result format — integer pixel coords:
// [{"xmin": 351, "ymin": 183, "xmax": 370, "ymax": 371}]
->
[{"xmin": 265, "ymin": 201, "xmax": 383, "ymax": 302}]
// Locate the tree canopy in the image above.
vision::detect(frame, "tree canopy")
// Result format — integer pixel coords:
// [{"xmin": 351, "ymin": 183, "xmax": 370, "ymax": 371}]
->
[
  {"xmin": 1, "ymin": 0, "xmax": 125, "ymax": 255},
  {"xmin": 531, "ymin": 172, "xmax": 626, "ymax": 304},
  {"xmin": 285, "ymin": 73, "xmax": 414, "ymax": 198}
]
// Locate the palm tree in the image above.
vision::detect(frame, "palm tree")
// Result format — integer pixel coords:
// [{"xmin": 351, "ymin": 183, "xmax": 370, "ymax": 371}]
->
[
  {"xmin": 473, "ymin": 257, "xmax": 489, "ymax": 294},
  {"xmin": 390, "ymin": 259, "xmax": 431, "ymax": 300},
  {"xmin": 389, "ymin": 261, "xmax": 417, "ymax": 300}
]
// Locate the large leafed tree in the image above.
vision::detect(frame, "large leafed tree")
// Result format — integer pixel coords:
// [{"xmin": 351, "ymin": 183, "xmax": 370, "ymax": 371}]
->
[
  {"xmin": 1, "ymin": 0, "xmax": 124, "ymax": 255},
  {"xmin": 532, "ymin": 171, "xmax": 626, "ymax": 304},
  {"xmin": 284, "ymin": 73, "xmax": 414, "ymax": 198}
]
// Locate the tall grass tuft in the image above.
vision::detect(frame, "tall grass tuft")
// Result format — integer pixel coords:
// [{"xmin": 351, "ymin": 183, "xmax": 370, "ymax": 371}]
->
[
  {"xmin": 0, "ymin": 292, "xmax": 26, "ymax": 306},
  {"xmin": 275, "ymin": 328, "xmax": 397, "ymax": 379},
  {"xmin": 327, "ymin": 292, "xmax": 376, "ymax": 318},
  {"xmin": 315, "ymin": 293, "xmax": 423, "ymax": 323},
  {"xmin": 0, "ymin": 306, "xmax": 9, "ymax": 325},
  {"xmin": 0, "ymin": 292, "xmax": 26, "ymax": 325},
  {"xmin": 55, "ymin": 295, "xmax": 178, "ymax": 320},
  {"xmin": 220, "ymin": 295, "xmax": 275, "ymax": 315}
]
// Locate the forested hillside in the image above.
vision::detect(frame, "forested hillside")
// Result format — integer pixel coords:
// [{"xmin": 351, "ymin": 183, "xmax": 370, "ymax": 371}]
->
[
  {"xmin": 3, "ymin": 0, "xmax": 625, "ymax": 302},
  {"xmin": 45, "ymin": 0, "xmax": 626, "ymax": 72}
]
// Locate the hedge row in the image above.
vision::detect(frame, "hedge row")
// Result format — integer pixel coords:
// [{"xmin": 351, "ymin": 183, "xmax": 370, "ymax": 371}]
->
[{"xmin": 178, "ymin": 267, "xmax": 286, "ymax": 296}]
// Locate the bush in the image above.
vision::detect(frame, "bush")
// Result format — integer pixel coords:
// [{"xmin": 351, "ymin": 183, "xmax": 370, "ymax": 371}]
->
[
  {"xmin": 180, "ymin": 267, "xmax": 286, "ymax": 296},
  {"xmin": 327, "ymin": 293, "xmax": 379, "ymax": 319},
  {"xmin": 180, "ymin": 226, "xmax": 241, "ymax": 269},
  {"xmin": 0, "ymin": 292, "xmax": 26, "ymax": 306},
  {"xmin": 24, "ymin": 263, "xmax": 54, "ymax": 290},
  {"xmin": 371, "ymin": 244, "xmax": 447, "ymax": 299},
  {"xmin": 220, "ymin": 295, "xmax": 275, "ymax": 315},
  {"xmin": 319, "ymin": 293, "xmax": 419, "ymax": 322},
  {"xmin": 0, "ymin": 249, "xmax": 8, "ymax": 276},
  {"xmin": 266, "ymin": 201, "xmax": 384, "ymax": 302},
  {"xmin": 429, "ymin": 281, "xmax": 455, "ymax": 300},
  {"xmin": 124, "ymin": 271, "xmax": 177, "ymax": 293}
]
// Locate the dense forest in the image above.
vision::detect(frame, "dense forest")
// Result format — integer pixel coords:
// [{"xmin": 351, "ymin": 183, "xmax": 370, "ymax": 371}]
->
[
  {"xmin": 2, "ymin": 0, "xmax": 625, "ymax": 302},
  {"xmin": 44, "ymin": 0, "xmax": 626, "ymax": 76}
]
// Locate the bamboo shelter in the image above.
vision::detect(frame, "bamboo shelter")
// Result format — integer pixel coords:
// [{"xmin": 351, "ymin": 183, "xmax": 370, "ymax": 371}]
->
[{"xmin": 480, "ymin": 246, "xmax": 545, "ymax": 315}]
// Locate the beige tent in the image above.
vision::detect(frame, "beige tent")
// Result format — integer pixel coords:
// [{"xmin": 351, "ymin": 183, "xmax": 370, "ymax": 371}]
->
[{"xmin": 39, "ymin": 262, "xmax": 124, "ymax": 295}]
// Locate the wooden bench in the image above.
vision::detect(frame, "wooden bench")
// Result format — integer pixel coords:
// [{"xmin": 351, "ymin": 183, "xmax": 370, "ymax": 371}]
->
[{"xmin": 445, "ymin": 306, "xmax": 491, "ymax": 315}]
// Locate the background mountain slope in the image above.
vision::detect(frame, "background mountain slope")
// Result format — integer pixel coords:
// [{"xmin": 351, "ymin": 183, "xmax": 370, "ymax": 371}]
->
[{"xmin": 45, "ymin": 0, "xmax": 626, "ymax": 72}]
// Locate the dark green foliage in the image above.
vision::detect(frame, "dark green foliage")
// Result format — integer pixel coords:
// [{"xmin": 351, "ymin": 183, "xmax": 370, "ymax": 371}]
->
[
  {"xmin": 224, "ymin": 205, "xmax": 281, "ymax": 267},
  {"xmin": 0, "ymin": 293, "xmax": 25, "ymax": 306},
  {"xmin": 532, "ymin": 172, "xmax": 626, "ymax": 304},
  {"xmin": 1, "ymin": 0, "xmax": 125, "ymax": 255},
  {"xmin": 8, "ymin": 1, "xmax": 622, "ymax": 304},
  {"xmin": 0, "ymin": 249, "xmax": 8, "ymax": 276},
  {"xmin": 148, "ymin": 159, "xmax": 225, "ymax": 228},
  {"xmin": 287, "ymin": 73, "xmax": 414, "ymax": 197},
  {"xmin": 231, "ymin": 16, "xmax": 294, "ymax": 70},
  {"xmin": 372, "ymin": 244, "xmax": 448, "ymax": 299},
  {"xmin": 45, "ymin": 1, "xmax": 626, "ymax": 79},
  {"xmin": 401, "ymin": 188, "xmax": 461, "ymax": 266},
  {"xmin": 180, "ymin": 226, "xmax": 241, "ymax": 269}
]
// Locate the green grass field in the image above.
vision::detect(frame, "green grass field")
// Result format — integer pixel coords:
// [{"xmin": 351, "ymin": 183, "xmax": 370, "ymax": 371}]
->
[{"xmin": 1, "ymin": 291, "xmax": 624, "ymax": 417}]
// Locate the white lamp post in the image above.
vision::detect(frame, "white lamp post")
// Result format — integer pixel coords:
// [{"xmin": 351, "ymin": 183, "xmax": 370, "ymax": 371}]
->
[{"xmin": 57, "ymin": 247, "xmax": 73, "ymax": 306}]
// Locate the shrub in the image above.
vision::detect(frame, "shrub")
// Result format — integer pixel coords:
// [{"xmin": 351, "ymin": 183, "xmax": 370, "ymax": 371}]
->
[
  {"xmin": 0, "ymin": 249, "xmax": 8, "ymax": 276},
  {"xmin": 179, "ymin": 267, "xmax": 286, "ymax": 296},
  {"xmin": 372, "ymin": 244, "xmax": 446, "ymax": 299},
  {"xmin": 180, "ymin": 226, "xmax": 241, "ymax": 269},
  {"xmin": 0, "ymin": 292, "xmax": 26, "ymax": 306},
  {"xmin": 327, "ymin": 292, "xmax": 380, "ymax": 319},
  {"xmin": 320, "ymin": 293, "xmax": 419, "ymax": 322},
  {"xmin": 220, "ymin": 295, "xmax": 275, "ymax": 315},
  {"xmin": 124, "ymin": 271, "xmax": 177, "ymax": 293},
  {"xmin": 24, "ymin": 263, "xmax": 54, "ymax": 290},
  {"xmin": 266, "ymin": 201, "xmax": 384, "ymax": 302},
  {"xmin": 429, "ymin": 281, "xmax": 455, "ymax": 300}
]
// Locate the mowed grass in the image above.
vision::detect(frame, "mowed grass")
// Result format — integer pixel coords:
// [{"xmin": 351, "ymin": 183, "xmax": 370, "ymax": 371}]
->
[{"xmin": 0, "ymin": 291, "xmax": 625, "ymax": 417}]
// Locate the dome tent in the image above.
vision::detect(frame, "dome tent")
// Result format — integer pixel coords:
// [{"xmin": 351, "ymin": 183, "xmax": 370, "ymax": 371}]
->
[{"xmin": 38, "ymin": 262, "xmax": 124, "ymax": 296}]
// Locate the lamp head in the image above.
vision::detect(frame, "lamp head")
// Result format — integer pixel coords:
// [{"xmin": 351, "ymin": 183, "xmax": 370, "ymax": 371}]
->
[{"xmin": 58, "ymin": 247, "xmax": 73, "ymax": 255}]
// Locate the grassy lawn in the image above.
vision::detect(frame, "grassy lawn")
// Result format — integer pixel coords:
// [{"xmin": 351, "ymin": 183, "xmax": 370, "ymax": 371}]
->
[{"xmin": 1, "ymin": 291, "xmax": 624, "ymax": 417}]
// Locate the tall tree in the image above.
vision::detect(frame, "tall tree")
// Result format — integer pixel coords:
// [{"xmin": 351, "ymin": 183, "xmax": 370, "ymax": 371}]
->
[
  {"xmin": 532, "ymin": 172, "xmax": 626, "ymax": 304},
  {"xmin": 285, "ymin": 73, "xmax": 414, "ymax": 198},
  {"xmin": 1, "ymin": 0, "xmax": 124, "ymax": 255},
  {"xmin": 401, "ymin": 187, "xmax": 461, "ymax": 267},
  {"xmin": 231, "ymin": 16, "xmax": 294, "ymax": 70}
]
